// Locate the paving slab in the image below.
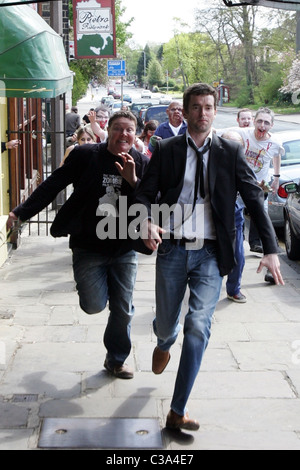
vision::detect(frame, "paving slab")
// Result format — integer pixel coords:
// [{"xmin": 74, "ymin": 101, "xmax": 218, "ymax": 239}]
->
[{"xmin": 1, "ymin": 234, "xmax": 300, "ymax": 451}]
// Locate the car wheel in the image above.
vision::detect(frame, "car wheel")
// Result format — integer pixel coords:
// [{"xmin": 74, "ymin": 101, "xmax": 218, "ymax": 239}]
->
[{"xmin": 284, "ymin": 216, "xmax": 300, "ymax": 260}]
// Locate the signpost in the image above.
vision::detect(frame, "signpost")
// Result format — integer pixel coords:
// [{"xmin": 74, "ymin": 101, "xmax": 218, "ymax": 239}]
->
[
  {"xmin": 107, "ymin": 60, "xmax": 126, "ymax": 77},
  {"xmin": 107, "ymin": 60, "xmax": 126, "ymax": 105}
]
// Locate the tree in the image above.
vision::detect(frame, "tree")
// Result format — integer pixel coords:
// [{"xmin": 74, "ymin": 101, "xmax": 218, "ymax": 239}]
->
[
  {"xmin": 136, "ymin": 45, "xmax": 151, "ymax": 86},
  {"xmin": 115, "ymin": 0, "xmax": 134, "ymax": 55},
  {"xmin": 195, "ymin": 1, "xmax": 259, "ymax": 104},
  {"xmin": 280, "ymin": 54, "xmax": 300, "ymax": 103},
  {"xmin": 147, "ymin": 58, "xmax": 165, "ymax": 88},
  {"xmin": 163, "ymin": 32, "xmax": 217, "ymax": 90}
]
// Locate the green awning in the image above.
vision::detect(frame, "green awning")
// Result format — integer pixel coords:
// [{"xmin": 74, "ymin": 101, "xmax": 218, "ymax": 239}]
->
[{"xmin": 0, "ymin": 2, "xmax": 73, "ymax": 98}]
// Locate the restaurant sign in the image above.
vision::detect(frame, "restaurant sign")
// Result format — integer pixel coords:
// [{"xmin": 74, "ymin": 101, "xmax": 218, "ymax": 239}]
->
[{"xmin": 73, "ymin": 0, "xmax": 116, "ymax": 59}]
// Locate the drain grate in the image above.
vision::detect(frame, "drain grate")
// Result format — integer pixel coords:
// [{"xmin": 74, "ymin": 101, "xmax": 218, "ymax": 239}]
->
[
  {"xmin": 38, "ymin": 418, "xmax": 163, "ymax": 449},
  {"xmin": 12, "ymin": 394, "xmax": 38, "ymax": 403}
]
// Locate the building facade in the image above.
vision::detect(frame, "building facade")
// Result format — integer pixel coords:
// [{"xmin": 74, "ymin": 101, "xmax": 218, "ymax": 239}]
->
[{"xmin": 0, "ymin": 1, "xmax": 71, "ymax": 265}]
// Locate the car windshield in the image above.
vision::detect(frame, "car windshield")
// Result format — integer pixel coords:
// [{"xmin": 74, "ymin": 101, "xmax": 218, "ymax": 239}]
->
[
  {"xmin": 145, "ymin": 107, "xmax": 168, "ymax": 124},
  {"xmin": 281, "ymin": 139, "xmax": 300, "ymax": 167}
]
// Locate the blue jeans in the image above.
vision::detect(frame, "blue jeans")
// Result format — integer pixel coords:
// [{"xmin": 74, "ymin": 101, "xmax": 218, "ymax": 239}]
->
[
  {"xmin": 72, "ymin": 248, "xmax": 138, "ymax": 366},
  {"xmin": 154, "ymin": 240, "xmax": 222, "ymax": 416},
  {"xmin": 226, "ymin": 201, "xmax": 245, "ymax": 296}
]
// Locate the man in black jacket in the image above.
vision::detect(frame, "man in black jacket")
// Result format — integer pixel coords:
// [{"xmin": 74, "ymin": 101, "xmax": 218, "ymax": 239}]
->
[
  {"xmin": 7, "ymin": 111, "xmax": 150, "ymax": 380},
  {"xmin": 134, "ymin": 83, "xmax": 284, "ymax": 430}
]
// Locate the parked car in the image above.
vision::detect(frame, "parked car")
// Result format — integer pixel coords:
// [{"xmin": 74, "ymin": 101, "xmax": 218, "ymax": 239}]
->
[
  {"xmin": 159, "ymin": 95, "xmax": 172, "ymax": 105},
  {"xmin": 123, "ymin": 94, "xmax": 132, "ymax": 103},
  {"xmin": 112, "ymin": 90, "xmax": 121, "ymax": 100},
  {"xmin": 130, "ymin": 101, "xmax": 152, "ymax": 118},
  {"xmin": 107, "ymin": 86, "xmax": 115, "ymax": 95},
  {"xmin": 267, "ymin": 130, "xmax": 300, "ymax": 228},
  {"xmin": 101, "ymin": 96, "xmax": 114, "ymax": 108},
  {"xmin": 111, "ymin": 101, "xmax": 122, "ymax": 114},
  {"xmin": 144, "ymin": 105, "xmax": 169, "ymax": 125},
  {"xmin": 141, "ymin": 89, "xmax": 152, "ymax": 99},
  {"xmin": 283, "ymin": 179, "xmax": 300, "ymax": 260}
]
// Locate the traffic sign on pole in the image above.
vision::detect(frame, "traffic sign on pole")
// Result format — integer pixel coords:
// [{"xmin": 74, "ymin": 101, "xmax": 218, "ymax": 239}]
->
[{"xmin": 107, "ymin": 60, "xmax": 126, "ymax": 77}]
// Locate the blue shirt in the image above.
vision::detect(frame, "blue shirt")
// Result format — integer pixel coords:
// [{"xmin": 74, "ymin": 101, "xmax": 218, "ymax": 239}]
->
[{"xmin": 149, "ymin": 121, "xmax": 188, "ymax": 152}]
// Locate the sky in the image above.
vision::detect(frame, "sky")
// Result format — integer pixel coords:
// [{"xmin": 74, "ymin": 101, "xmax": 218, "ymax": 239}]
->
[{"xmin": 122, "ymin": 0, "xmax": 202, "ymax": 47}]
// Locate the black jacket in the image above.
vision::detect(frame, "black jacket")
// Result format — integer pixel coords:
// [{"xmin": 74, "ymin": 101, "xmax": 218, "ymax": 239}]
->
[
  {"xmin": 134, "ymin": 133, "xmax": 278, "ymax": 276},
  {"xmin": 13, "ymin": 143, "xmax": 150, "ymax": 256}
]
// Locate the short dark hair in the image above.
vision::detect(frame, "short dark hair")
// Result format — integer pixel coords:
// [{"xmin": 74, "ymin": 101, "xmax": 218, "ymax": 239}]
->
[
  {"xmin": 255, "ymin": 107, "xmax": 274, "ymax": 124},
  {"xmin": 237, "ymin": 108, "xmax": 252, "ymax": 119},
  {"xmin": 183, "ymin": 83, "xmax": 218, "ymax": 111},
  {"xmin": 108, "ymin": 111, "xmax": 137, "ymax": 129},
  {"xmin": 95, "ymin": 105, "xmax": 111, "ymax": 117}
]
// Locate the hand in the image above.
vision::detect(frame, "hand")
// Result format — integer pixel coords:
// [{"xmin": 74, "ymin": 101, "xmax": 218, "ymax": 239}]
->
[
  {"xmin": 270, "ymin": 177, "xmax": 280, "ymax": 194},
  {"xmin": 258, "ymin": 180, "xmax": 271, "ymax": 193},
  {"xmin": 141, "ymin": 220, "xmax": 165, "ymax": 251},
  {"xmin": 6, "ymin": 139, "xmax": 20, "ymax": 150},
  {"xmin": 6, "ymin": 212, "xmax": 19, "ymax": 231},
  {"xmin": 257, "ymin": 253, "xmax": 284, "ymax": 286},
  {"xmin": 115, "ymin": 152, "xmax": 137, "ymax": 188},
  {"xmin": 88, "ymin": 110, "xmax": 97, "ymax": 124},
  {"xmin": 134, "ymin": 137, "xmax": 144, "ymax": 152}
]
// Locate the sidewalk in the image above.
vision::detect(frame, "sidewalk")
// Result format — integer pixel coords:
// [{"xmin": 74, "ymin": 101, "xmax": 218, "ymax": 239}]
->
[{"xmin": 1, "ymin": 232, "xmax": 300, "ymax": 450}]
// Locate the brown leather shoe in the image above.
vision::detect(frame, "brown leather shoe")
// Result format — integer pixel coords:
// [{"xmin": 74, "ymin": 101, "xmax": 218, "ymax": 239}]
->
[
  {"xmin": 166, "ymin": 410, "xmax": 200, "ymax": 431},
  {"xmin": 152, "ymin": 346, "xmax": 170, "ymax": 374},
  {"xmin": 104, "ymin": 360, "xmax": 134, "ymax": 379}
]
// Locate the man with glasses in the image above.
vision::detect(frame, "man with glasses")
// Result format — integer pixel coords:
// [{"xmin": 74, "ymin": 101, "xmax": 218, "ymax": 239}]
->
[
  {"xmin": 89, "ymin": 105, "xmax": 111, "ymax": 143},
  {"xmin": 148, "ymin": 100, "xmax": 187, "ymax": 152}
]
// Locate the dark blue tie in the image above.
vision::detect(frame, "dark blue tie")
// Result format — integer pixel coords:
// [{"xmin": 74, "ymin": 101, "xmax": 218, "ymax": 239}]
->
[{"xmin": 188, "ymin": 138, "xmax": 211, "ymax": 209}]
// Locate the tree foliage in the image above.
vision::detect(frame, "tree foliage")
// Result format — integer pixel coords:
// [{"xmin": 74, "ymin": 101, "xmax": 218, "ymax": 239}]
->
[
  {"xmin": 147, "ymin": 58, "xmax": 165, "ymax": 87},
  {"xmin": 280, "ymin": 54, "xmax": 300, "ymax": 99}
]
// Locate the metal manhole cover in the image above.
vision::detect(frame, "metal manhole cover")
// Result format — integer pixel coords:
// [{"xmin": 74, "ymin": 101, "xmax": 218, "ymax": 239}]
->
[{"xmin": 38, "ymin": 418, "xmax": 163, "ymax": 449}]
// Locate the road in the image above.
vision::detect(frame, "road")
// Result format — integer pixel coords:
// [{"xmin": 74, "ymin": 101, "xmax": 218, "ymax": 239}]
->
[{"xmin": 90, "ymin": 81, "xmax": 300, "ymax": 132}]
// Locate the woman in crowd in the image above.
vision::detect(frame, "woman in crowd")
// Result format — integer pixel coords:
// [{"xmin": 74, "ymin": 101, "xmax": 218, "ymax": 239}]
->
[
  {"xmin": 60, "ymin": 126, "xmax": 96, "ymax": 166},
  {"xmin": 138, "ymin": 120, "xmax": 159, "ymax": 157}
]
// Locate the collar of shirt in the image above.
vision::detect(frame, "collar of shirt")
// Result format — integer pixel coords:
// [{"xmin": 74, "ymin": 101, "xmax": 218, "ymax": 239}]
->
[{"xmin": 186, "ymin": 130, "xmax": 213, "ymax": 152}]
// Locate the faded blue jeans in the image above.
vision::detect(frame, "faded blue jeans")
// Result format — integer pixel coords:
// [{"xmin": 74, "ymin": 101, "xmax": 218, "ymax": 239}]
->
[
  {"xmin": 154, "ymin": 240, "xmax": 222, "ymax": 416},
  {"xmin": 72, "ymin": 248, "xmax": 138, "ymax": 366},
  {"xmin": 226, "ymin": 200, "xmax": 245, "ymax": 296}
]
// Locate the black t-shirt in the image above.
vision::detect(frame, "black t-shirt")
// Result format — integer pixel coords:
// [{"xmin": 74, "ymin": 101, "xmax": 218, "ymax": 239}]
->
[
  {"xmin": 69, "ymin": 147, "xmax": 139, "ymax": 255},
  {"xmin": 13, "ymin": 143, "xmax": 150, "ymax": 257}
]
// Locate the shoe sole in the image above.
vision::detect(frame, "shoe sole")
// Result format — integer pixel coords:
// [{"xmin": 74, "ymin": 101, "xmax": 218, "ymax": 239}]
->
[
  {"xmin": 227, "ymin": 295, "xmax": 247, "ymax": 304},
  {"xmin": 104, "ymin": 361, "xmax": 134, "ymax": 379},
  {"xmin": 166, "ymin": 421, "xmax": 200, "ymax": 431}
]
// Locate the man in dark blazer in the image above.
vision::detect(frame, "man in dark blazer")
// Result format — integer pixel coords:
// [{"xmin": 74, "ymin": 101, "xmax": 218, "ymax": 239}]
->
[{"xmin": 134, "ymin": 83, "xmax": 284, "ymax": 431}]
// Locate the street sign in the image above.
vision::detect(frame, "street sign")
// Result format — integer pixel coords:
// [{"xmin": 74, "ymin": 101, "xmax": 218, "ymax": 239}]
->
[{"xmin": 107, "ymin": 60, "xmax": 126, "ymax": 77}]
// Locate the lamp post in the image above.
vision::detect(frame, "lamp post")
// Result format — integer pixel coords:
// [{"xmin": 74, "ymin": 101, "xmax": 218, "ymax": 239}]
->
[{"xmin": 143, "ymin": 51, "xmax": 146, "ymax": 88}]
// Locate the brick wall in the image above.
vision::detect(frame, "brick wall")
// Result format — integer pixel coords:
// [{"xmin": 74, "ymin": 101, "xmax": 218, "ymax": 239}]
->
[{"xmin": 41, "ymin": 1, "xmax": 70, "ymax": 61}]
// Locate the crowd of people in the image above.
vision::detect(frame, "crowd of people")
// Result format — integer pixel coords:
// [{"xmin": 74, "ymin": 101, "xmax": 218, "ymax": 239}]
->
[{"xmin": 7, "ymin": 84, "xmax": 284, "ymax": 433}]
